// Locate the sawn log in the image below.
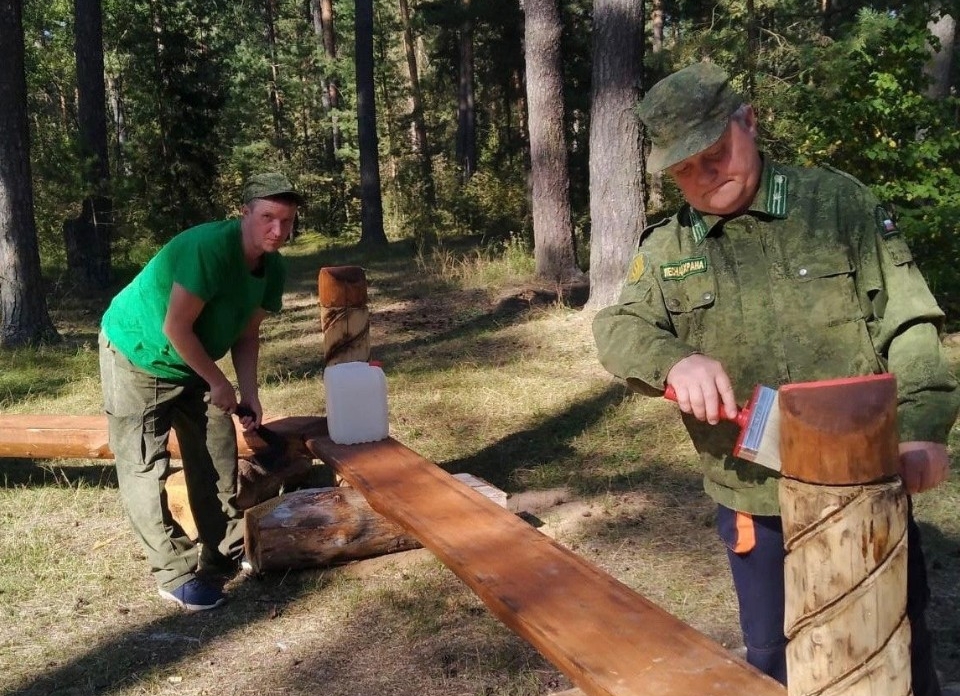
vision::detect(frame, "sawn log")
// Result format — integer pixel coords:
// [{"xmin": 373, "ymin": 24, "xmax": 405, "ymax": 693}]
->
[{"xmin": 243, "ymin": 473, "xmax": 507, "ymax": 572}]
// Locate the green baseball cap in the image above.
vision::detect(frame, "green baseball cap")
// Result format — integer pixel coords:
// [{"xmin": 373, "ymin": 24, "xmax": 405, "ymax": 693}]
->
[
  {"xmin": 637, "ymin": 62, "xmax": 743, "ymax": 173},
  {"xmin": 242, "ymin": 172, "xmax": 306, "ymax": 206}
]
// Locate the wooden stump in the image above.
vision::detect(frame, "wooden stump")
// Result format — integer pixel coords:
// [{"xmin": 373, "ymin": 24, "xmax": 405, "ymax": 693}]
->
[
  {"xmin": 318, "ymin": 266, "xmax": 370, "ymax": 366},
  {"xmin": 777, "ymin": 374, "xmax": 909, "ymax": 696}
]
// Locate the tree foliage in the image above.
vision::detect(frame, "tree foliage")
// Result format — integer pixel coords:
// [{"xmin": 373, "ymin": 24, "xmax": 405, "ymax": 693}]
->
[{"xmin": 14, "ymin": 0, "xmax": 960, "ymax": 317}]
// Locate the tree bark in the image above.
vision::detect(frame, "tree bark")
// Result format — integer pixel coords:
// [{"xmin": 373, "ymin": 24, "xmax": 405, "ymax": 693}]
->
[
  {"xmin": 585, "ymin": 0, "xmax": 645, "ymax": 309},
  {"xmin": 354, "ymin": 0, "xmax": 388, "ymax": 245},
  {"xmin": 524, "ymin": 0, "xmax": 584, "ymax": 284},
  {"xmin": 398, "ymin": 0, "xmax": 436, "ymax": 205},
  {"xmin": 107, "ymin": 74, "xmax": 130, "ymax": 175},
  {"xmin": 313, "ymin": 0, "xmax": 341, "ymax": 164},
  {"xmin": 924, "ymin": 9, "xmax": 955, "ymax": 100},
  {"xmin": 69, "ymin": 0, "xmax": 112, "ymax": 291},
  {"xmin": 456, "ymin": 0, "xmax": 476, "ymax": 182},
  {"xmin": 0, "ymin": 0, "xmax": 59, "ymax": 347},
  {"xmin": 646, "ymin": 0, "xmax": 664, "ymax": 212},
  {"xmin": 264, "ymin": 0, "xmax": 287, "ymax": 157}
]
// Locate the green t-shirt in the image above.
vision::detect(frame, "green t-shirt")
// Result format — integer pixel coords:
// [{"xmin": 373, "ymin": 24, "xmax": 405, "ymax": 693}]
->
[{"xmin": 102, "ymin": 219, "xmax": 286, "ymax": 380}]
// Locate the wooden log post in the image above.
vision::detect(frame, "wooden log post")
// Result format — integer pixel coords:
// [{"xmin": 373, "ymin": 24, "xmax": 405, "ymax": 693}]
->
[
  {"xmin": 777, "ymin": 374, "xmax": 909, "ymax": 696},
  {"xmin": 318, "ymin": 266, "xmax": 370, "ymax": 367}
]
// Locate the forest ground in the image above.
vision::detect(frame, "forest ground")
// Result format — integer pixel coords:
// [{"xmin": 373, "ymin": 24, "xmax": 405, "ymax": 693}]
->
[{"xmin": 2, "ymin": 233, "xmax": 959, "ymax": 696}]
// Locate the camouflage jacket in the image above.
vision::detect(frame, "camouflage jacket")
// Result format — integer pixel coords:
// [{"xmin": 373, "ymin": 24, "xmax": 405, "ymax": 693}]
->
[{"xmin": 593, "ymin": 158, "xmax": 959, "ymax": 515}]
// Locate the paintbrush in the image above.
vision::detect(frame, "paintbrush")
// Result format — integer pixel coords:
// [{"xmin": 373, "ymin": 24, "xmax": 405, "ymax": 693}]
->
[{"xmin": 663, "ymin": 384, "xmax": 781, "ymax": 471}]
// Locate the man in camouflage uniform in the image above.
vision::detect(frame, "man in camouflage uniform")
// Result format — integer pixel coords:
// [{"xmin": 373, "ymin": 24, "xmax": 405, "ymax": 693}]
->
[{"xmin": 593, "ymin": 62, "xmax": 958, "ymax": 693}]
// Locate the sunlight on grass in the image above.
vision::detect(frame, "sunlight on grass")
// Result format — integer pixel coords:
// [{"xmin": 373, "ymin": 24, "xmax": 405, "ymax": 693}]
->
[{"xmin": 415, "ymin": 233, "xmax": 535, "ymax": 289}]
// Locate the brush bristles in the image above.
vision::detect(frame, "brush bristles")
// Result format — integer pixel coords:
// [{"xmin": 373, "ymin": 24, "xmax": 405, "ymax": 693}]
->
[{"xmin": 735, "ymin": 386, "xmax": 782, "ymax": 472}]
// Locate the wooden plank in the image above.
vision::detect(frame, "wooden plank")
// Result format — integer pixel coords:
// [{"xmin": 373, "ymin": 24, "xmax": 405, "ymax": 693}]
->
[
  {"xmin": 306, "ymin": 436, "xmax": 785, "ymax": 696},
  {"xmin": 0, "ymin": 414, "xmax": 328, "ymax": 461}
]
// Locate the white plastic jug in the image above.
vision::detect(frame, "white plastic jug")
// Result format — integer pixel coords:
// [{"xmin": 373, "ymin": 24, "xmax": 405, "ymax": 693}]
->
[{"xmin": 323, "ymin": 361, "xmax": 390, "ymax": 445}]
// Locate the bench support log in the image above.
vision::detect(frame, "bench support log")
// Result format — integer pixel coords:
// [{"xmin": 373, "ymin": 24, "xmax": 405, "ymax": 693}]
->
[{"xmin": 243, "ymin": 473, "xmax": 507, "ymax": 572}]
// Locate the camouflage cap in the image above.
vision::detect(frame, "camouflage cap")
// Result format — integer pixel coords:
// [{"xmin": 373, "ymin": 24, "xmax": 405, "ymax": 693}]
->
[
  {"xmin": 637, "ymin": 62, "xmax": 743, "ymax": 173},
  {"xmin": 242, "ymin": 172, "xmax": 306, "ymax": 206}
]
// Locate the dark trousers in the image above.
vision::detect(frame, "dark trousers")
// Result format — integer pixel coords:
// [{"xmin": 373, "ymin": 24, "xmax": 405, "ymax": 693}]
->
[{"xmin": 717, "ymin": 503, "xmax": 940, "ymax": 695}]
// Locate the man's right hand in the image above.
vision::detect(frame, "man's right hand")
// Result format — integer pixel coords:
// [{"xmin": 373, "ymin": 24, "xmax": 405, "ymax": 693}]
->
[
  {"xmin": 207, "ymin": 378, "xmax": 238, "ymax": 414},
  {"xmin": 665, "ymin": 354, "xmax": 738, "ymax": 424}
]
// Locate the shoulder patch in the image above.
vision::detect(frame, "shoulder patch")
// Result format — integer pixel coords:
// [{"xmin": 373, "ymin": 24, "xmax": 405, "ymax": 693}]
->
[
  {"xmin": 874, "ymin": 205, "xmax": 899, "ymax": 238},
  {"xmin": 626, "ymin": 253, "xmax": 647, "ymax": 284}
]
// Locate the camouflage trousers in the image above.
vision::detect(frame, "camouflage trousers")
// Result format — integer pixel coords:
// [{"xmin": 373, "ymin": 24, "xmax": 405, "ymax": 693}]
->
[{"xmin": 98, "ymin": 332, "xmax": 243, "ymax": 592}]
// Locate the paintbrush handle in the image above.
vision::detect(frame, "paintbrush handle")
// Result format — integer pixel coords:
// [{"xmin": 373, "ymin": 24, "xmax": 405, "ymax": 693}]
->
[
  {"xmin": 663, "ymin": 385, "xmax": 748, "ymax": 428},
  {"xmin": 234, "ymin": 404, "xmax": 256, "ymax": 419}
]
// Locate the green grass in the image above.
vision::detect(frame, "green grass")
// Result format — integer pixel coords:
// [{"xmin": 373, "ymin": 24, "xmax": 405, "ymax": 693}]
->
[{"xmin": 1, "ymin": 233, "xmax": 959, "ymax": 695}]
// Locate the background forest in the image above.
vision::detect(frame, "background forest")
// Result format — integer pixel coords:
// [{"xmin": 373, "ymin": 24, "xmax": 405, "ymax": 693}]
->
[{"xmin": 2, "ymin": 0, "xmax": 960, "ymax": 344}]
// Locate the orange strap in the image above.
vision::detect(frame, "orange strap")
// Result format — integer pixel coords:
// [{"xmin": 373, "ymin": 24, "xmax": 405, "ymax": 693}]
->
[{"xmin": 733, "ymin": 511, "xmax": 757, "ymax": 554}]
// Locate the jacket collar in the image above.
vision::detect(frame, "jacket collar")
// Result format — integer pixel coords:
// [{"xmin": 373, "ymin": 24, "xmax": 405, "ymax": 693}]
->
[{"xmin": 685, "ymin": 156, "xmax": 790, "ymax": 245}]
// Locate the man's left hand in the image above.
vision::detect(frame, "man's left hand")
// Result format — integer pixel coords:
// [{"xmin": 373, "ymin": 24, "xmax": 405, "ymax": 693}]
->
[{"xmin": 898, "ymin": 441, "xmax": 951, "ymax": 494}]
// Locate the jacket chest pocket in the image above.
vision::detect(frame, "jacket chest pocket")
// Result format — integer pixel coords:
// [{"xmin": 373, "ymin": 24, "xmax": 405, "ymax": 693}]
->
[
  {"xmin": 661, "ymin": 269, "xmax": 717, "ymax": 346},
  {"xmin": 783, "ymin": 251, "xmax": 863, "ymax": 326}
]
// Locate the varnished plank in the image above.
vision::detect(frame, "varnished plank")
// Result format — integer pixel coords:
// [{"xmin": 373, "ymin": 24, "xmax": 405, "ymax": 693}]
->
[
  {"xmin": 0, "ymin": 414, "xmax": 327, "ymax": 461},
  {"xmin": 306, "ymin": 436, "xmax": 785, "ymax": 696}
]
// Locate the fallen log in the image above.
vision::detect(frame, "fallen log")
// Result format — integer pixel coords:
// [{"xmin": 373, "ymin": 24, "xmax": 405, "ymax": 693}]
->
[{"xmin": 244, "ymin": 473, "xmax": 507, "ymax": 572}]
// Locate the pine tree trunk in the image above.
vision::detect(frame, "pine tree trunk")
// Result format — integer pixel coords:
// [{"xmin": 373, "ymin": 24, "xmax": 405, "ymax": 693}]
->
[
  {"xmin": 398, "ymin": 0, "xmax": 435, "ymax": 205},
  {"xmin": 646, "ymin": 0, "xmax": 664, "ymax": 212},
  {"xmin": 264, "ymin": 0, "xmax": 287, "ymax": 157},
  {"xmin": 0, "ymin": 0, "xmax": 59, "ymax": 346},
  {"xmin": 312, "ymin": 0, "xmax": 341, "ymax": 165},
  {"xmin": 924, "ymin": 9, "xmax": 955, "ymax": 99},
  {"xmin": 585, "ymin": 0, "xmax": 645, "ymax": 309},
  {"xmin": 456, "ymin": 0, "xmax": 476, "ymax": 182},
  {"xmin": 68, "ymin": 0, "xmax": 112, "ymax": 292},
  {"xmin": 524, "ymin": 0, "xmax": 584, "ymax": 284},
  {"xmin": 354, "ymin": 0, "xmax": 387, "ymax": 245}
]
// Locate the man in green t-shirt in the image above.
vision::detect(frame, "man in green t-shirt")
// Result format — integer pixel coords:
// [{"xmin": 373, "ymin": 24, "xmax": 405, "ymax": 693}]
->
[
  {"xmin": 593, "ymin": 63, "xmax": 958, "ymax": 694},
  {"xmin": 99, "ymin": 172, "xmax": 304, "ymax": 611}
]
